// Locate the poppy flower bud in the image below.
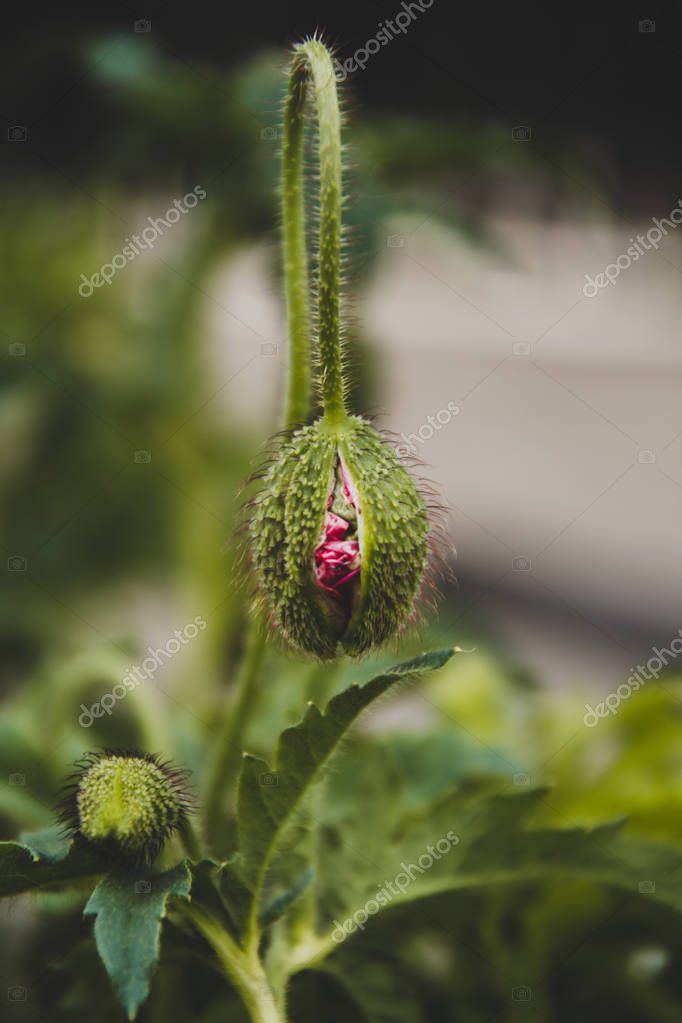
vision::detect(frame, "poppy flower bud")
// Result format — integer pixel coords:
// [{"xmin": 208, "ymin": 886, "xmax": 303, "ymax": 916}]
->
[
  {"xmin": 252, "ymin": 415, "xmax": 429, "ymax": 658},
  {"xmin": 60, "ymin": 751, "xmax": 194, "ymax": 865}
]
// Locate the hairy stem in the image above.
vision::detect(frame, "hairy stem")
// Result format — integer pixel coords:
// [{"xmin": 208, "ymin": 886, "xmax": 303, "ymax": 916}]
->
[
  {"xmin": 204, "ymin": 42, "xmax": 346, "ymax": 851},
  {"xmin": 284, "ymin": 40, "xmax": 346, "ymax": 423},
  {"xmin": 281, "ymin": 56, "xmax": 311, "ymax": 425},
  {"xmin": 183, "ymin": 905, "xmax": 284, "ymax": 1023}
]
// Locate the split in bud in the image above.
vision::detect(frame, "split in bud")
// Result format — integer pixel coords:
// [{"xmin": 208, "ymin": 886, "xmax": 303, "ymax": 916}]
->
[
  {"xmin": 59, "ymin": 751, "xmax": 194, "ymax": 865},
  {"xmin": 251, "ymin": 415, "xmax": 430, "ymax": 658}
]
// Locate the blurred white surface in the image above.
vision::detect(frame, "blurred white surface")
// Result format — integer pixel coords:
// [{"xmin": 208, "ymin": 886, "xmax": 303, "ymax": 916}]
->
[{"xmin": 205, "ymin": 215, "xmax": 682, "ymax": 686}]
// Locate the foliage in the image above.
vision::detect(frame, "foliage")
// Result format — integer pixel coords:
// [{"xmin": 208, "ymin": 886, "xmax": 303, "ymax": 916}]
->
[{"xmin": 0, "ymin": 31, "xmax": 678, "ymax": 1023}]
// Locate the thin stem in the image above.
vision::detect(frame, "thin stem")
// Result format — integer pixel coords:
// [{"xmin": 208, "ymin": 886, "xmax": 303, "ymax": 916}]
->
[
  {"xmin": 183, "ymin": 905, "xmax": 284, "ymax": 1023},
  {"xmin": 281, "ymin": 59, "xmax": 311, "ymax": 426},
  {"xmin": 284, "ymin": 40, "xmax": 346, "ymax": 423},
  {"xmin": 204, "ymin": 627, "xmax": 267, "ymax": 849},
  {"xmin": 202, "ymin": 42, "xmax": 347, "ymax": 846},
  {"xmin": 178, "ymin": 817, "xmax": 203, "ymax": 861}
]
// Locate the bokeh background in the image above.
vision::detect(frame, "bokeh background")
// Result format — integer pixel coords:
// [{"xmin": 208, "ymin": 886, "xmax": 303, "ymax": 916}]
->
[{"xmin": 3, "ymin": 5, "xmax": 682, "ymax": 1021}]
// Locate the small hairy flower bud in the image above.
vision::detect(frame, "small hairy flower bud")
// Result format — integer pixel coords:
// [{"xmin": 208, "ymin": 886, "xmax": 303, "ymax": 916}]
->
[
  {"xmin": 252, "ymin": 415, "xmax": 429, "ymax": 658},
  {"xmin": 59, "ymin": 751, "xmax": 194, "ymax": 865}
]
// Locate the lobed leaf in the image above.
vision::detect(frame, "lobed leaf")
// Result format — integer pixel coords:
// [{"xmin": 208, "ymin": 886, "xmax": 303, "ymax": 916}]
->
[
  {"xmin": 84, "ymin": 861, "xmax": 191, "ymax": 1020},
  {"xmin": 0, "ymin": 831, "xmax": 104, "ymax": 897},
  {"xmin": 234, "ymin": 648, "xmax": 457, "ymax": 930},
  {"xmin": 315, "ymin": 781, "xmax": 682, "ymax": 949}
]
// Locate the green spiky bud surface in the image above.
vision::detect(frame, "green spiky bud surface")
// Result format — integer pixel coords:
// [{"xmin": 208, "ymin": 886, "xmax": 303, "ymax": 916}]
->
[
  {"xmin": 62, "ymin": 751, "xmax": 193, "ymax": 864},
  {"xmin": 252, "ymin": 415, "xmax": 429, "ymax": 658}
]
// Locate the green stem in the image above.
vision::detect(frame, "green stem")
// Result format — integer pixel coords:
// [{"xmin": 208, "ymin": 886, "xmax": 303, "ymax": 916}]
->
[
  {"xmin": 203, "ymin": 42, "xmax": 346, "ymax": 851},
  {"xmin": 178, "ymin": 817, "xmax": 203, "ymax": 861},
  {"xmin": 281, "ymin": 57, "xmax": 311, "ymax": 426},
  {"xmin": 183, "ymin": 905, "xmax": 284, "ymax": 1023},
  {"xmin": 204, "ymin": 627, "xmax": 267, "ymax": 848},
  {"xmin": 283, "ymin": 40, "xmax": 346, "ymax": 424}
]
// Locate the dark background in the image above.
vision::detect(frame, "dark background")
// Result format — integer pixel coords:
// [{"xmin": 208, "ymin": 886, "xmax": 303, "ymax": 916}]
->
[{"xmin": 3, "ymin": 3, "xmax": 680, "ymax": 207}]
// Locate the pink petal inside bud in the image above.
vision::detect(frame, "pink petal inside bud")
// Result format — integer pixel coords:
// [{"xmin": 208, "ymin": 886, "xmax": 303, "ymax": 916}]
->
[
  {"xmin": 315, "ymin": 539, "xmax": 361, "ymax": 588},
  {"xmin": 325, "ymin": 512, "xmax": 350, "ymax": 541},
  {"xmin": 314, "ymin": 461, "xmax": 362, "ymax": 603}
]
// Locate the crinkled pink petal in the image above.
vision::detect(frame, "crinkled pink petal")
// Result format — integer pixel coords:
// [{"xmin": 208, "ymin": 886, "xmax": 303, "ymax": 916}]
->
[
  {"xmin": 315, "ymin": 461, "xmax": 361, "ymax": 598},
  {"xmin": 324, "ymin": 511, "xmax": 350, "ymax": 541},
  {"xmin": 334, "ymin": 566, "xmax": 361, "ymax": 588},
  {"xmin": 314, "ymin": 538, "xmax": 360, "ymax": 588}
]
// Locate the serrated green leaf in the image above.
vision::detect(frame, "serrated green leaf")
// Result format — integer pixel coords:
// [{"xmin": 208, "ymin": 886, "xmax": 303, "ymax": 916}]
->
[
  {"xmin": 235, "ymin": 648, "xmax": 456, "ymax": 934},
  {"xmin": 0, "ymin": 836, "xmax": 105, "ymax": 897},
  {"xmin": 314, "ymin": 783, "xmax": 682, "ymax": 950},
  {"xmin": 19, "ymin": 824, "xmax": 72, "ymax": 863},
  {"xmin": 84, "ymin": 862, "xmax": 191, "ymax": 1020}
]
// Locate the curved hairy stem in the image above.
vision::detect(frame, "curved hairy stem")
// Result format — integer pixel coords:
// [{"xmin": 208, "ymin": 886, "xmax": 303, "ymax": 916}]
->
[
  {"xmin": 206, "ymin": 40, "xmax": 347, "ymax": 852},
  {"xmin": 182, "ymin": 905, "xmax": 284, "ymax": 1023},
  {"xmin": 283, "ymin": 39, "xmax": 346, "ymax": 424},
  {"xmin": 281, "ymin": 54, "xmax": 311, "ymax": 425}
]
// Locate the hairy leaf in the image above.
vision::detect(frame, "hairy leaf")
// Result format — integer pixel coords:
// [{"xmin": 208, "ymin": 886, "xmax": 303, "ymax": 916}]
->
[
  {"xmin": 84, "ymin": 862, "xmax": 191, "ymax": 1020},
  {"xmin": 0, "ymin": 833, "xmax": 104, "ymax": 897},
  {"xmin": 234, "ymin": 648, "xmax": 457, "ymax": 930},
  {"xmin": 315, "ymin": 782, "xmax": 682, "ymax": 950},
  {"xmin": 19, "ymin": 824, "xmax": 72, "ymax": 862}
]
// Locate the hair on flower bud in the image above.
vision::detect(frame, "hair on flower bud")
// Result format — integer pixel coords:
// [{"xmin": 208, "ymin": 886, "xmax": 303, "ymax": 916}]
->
[
  {"xmin": 59, "ymin": 750, "xmax": 195, "ymax": 865},
  {"xmin": 246, "ymin": 37, "xmax": 447, "ymax": 658},
  {"xmin": 251, "ymin": 415, "xmax": 430, "ymax": 658}
]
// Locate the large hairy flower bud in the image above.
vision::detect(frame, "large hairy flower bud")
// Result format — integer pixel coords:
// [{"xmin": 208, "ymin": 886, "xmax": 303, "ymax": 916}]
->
[
  {"xmin": 252, "ymin": 416, "xmax": 429, "ymax": 658},
  {"xmin": 60, "ymin": 751, "xmax": 194, "ymax": 865}
]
